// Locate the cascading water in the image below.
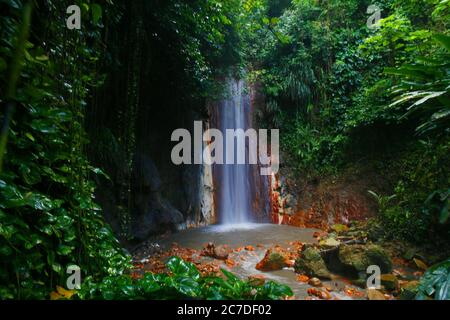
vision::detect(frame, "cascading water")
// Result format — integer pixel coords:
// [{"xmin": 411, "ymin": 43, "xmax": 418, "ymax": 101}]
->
[
  {"xmin": 217, "ymin": 79, "xmax": 251, "ymax": 224},
  {"xmin": 211, "ymin": 78, "xmax": 270, "ymax": 225}
]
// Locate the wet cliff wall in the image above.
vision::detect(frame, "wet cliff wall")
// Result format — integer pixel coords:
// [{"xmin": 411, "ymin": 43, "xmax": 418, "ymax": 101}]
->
[{"xmin": 85, "ymin": 1, "xmax": 217, "ymax": 244}]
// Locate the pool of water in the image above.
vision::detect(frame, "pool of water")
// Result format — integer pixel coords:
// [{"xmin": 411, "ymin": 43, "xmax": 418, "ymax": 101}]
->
[
  {"xmin": 156, "ymin": 223, "xmax": 360, "ymax": 300},
  {"xmin": 160, "ymin": 223, "xmax": 318, "ymax": 249}
]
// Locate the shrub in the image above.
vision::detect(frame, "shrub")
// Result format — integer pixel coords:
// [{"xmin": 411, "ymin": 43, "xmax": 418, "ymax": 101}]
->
[{"xmin": 76, "ymin": 256, "xmax": 293, "ymax": 300}]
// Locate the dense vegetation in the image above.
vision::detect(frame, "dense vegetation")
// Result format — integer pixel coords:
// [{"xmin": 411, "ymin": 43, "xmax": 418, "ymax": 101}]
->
[
  {"xmin": 243, "ymin": 0, "xmax": 449, "ymax": 243},
  {"xmin": 76, "ymin": 256, "xmax": 292, "ymax": 300},
  {"xmin": 0, "ymin": 0, "xmax": 449, "ymax": 300}
]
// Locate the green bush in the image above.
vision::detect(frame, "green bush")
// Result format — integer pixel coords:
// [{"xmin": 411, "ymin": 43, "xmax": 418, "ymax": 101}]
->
[
  {"xmin": 0, "ymin": 1, "xmax": 130, "ymax": 299},
  {"xmin": 366, "ymin": 136, "xmax": 449, "ymax": 243},
  {"xmin": 76, "ymin": 256, "xmax": 293, "ymax": 300},
  {"xmin": 416, "ymin": 258, "xmax": 450, "ymax": 300}
]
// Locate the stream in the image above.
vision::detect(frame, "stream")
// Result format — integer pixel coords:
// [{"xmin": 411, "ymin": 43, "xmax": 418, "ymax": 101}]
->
[
  {"xmin": 155, "ymin": 223, "xmax": 362, "ymax": 300},
  {"xmin": 151, "ymin": 79, "xmax": 362, "ymax": 299}
]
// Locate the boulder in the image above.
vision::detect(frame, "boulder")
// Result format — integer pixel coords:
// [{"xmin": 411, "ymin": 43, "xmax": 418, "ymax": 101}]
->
[
  {"xmin": 308, "ymin": 277, "xmax": 322, "ymax": 287},
  {"xmin": 307, "ymin": 287, "xmax": 331, "ymax": 300},
  {"xmin": 256, "ymin": 248, "xmax": 290, "ymax": 271},
  {"xmin": 294, "ymin": 247, "xmax": 332, "ymax": 279},
  {"xmin": 213, "ymin": 245, "xmax": 229, "ymax": 260},
  {"xmin": 380, "ymin": 274, "xmax": 399, "ymax": 291},
  {"xmin": 201, "ymin": 242, "xmax": 229, "ymax": 260},
  {"xmin": 399, "ymin": 280, "xmax": 419, "ymax": 300},
  {"xmin": 338, "ymin": 244, "xmax": 392, "ymax": 274},
  {"xmin": 319, "ymin": 237, "xmax": 340, "ymax": 248},
  {"xmin": 132, "ymin": 193, "xmax": 184, "ymax": 241},
  {"xmin": 367, "ymin": 288, "xmax": 386, "ymax": 300},
  {"xmin": 330, "ymin": 224, "xmax": 349, "ymax": 234},
  {"xmin": 248, "ymin": 274, "xmax": 266, "ymax": 286}
]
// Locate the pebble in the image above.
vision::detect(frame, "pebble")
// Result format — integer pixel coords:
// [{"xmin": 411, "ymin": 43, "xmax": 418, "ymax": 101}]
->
[{"xmin": 308, "ymin": 277, "xmax": 322, "ymax": 287}]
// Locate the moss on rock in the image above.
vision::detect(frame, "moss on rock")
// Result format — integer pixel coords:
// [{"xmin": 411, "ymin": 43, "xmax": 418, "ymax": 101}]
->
[
  {"xmin": 294, "ymin": 247, "xmax": 332, "ymax": 279},
  {"xmin": 338, "ymin": 244, "xmax": 392, "ymax": 274}
]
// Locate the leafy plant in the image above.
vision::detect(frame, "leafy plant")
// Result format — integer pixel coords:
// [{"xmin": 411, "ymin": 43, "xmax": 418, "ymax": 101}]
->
[
  {"xmin": 387, "ymin": 34, "xmax": 450, "ymax": 136},
  {"xmin": 0, "ymin": 0, "xmax": 129, "ymax": 299},
  {"xmin": 76, "ymin": 256, "xmax": 293, "ymax": 300},
  {"xmin": 424, "ymin": 188, "xmax": 450, "ymax": 224},
  {"xmin": 368, "ymin": 190, "xmax": 397, "ymax": 212},
  {"xmin": 416, "ymin": 258, "xmax": 450, "ymax": 300}
]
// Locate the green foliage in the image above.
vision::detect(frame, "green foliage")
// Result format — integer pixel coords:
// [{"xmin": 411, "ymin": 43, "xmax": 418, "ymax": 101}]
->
[
  {"xmin": 245, "ymin": 0, "xmax": 449, "ymax": 244},
  {"xmin": 282, "ymin": 117, "xmax": 346, "ymax": 175},
  {"xmin": 359, "ymin": 14, "xmax": 431, "ymax": 66},
  {"xmin": 367, "ymin": 139, "xmax": 450, "ymax": 242},
  {"xmin": 0, "ymin": 0, "xmax": 292, "ymax": 301},
  {"xmin": 416, "ymin": 258, "xmax": 450, "ymax": 300},
  {"xmin": 77, "ymin": 256, "xmax": 293, "ymax": 300},
  {"xmin": 248, "ymin": 0, "xmax": 447, "ymax": 168},
  {"xmin": 424, "ymin": 188, "xmax": 450, "ymax": 224},
  {"xmin": 368, "ymin": 190, "xmax": 397, "ymax": 212},
  {"xmin": 154, "ymin": 0, "xmax": 242, "ymax": 95},
  {"xmin": 1, "ymin": 0, "xmax": 449, "ymax": 301},
  {"xmin": 0, "ymin": 0, "xmax": 129, "ymax": 299},
  {"xmin": 387, "ymin": 34, "xmax": 450, "ymax": 136}
]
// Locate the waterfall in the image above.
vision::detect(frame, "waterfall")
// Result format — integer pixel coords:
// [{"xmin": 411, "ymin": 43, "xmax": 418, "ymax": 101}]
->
[{"xmin": 211, "ymin": 78, "xmax": 270, "ymax": 225}]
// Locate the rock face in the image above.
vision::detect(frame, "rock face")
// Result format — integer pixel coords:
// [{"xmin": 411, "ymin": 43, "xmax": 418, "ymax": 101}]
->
[
  {"xmin": 85, "ymin": 12, "xmax": 222, "ymax": 243},
  {"xmin": 199, "ymin": 149, "xmax": 215, "ymax": 225},
  {"xmin": 132, "ymin": 154, "xmax": 185, "ymax": 241},
  {"xmin": 294, "ymin": 247, "xmax": 332, "ymax": 279},
  {"xmin": 338, "ymin": 244, "xmax": 392, "ymax": 274},
  {"xmin": 256, "ymin": 248, "xmax": 290, "ymax": 271},
  {"xmin": 92, "ymin": 119, "xmax": 217, "ymax": 243},
  {"xmin": 270, "ymin": 167, "xmax": 386, "ymax": 228}
]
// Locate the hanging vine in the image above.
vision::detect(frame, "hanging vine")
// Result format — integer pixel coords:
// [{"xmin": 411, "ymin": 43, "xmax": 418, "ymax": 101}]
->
[{"xmin": 115, "ymin": 1, "xmax": 144, "ymax": 240}]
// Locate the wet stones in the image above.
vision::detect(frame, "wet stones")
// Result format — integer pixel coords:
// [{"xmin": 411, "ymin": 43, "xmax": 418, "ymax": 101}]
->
[
  {"xmin": 294, "ymin": 242, "xmax": 393, "ymax": 287},
  {"xmin": 367, "ymin": 288, "xmax": 386, "ymax": 300},
  {"xmin": 380, "ymin": 274, "xmax": 399, "ymax": 291},
  {"xmin": 308, "ymin": 277, "xmax": 322, "ymax": 287},
  {"xmin": 200, "ymin": 242, "xmax": 229, "ymax": 260},
  {"xmin": 248, "ymin": 274, "xmax": 266, "ymax": 286},
  {"xmin": 294, "ymin": 247, "xmax": 332, "ymax": 279},
  {"xmin": 338, "ymin": 244, "xmax": 392, "ymax": 274},
  {"xmin": 255, "ymin": 248, "xmax": 290, "ymax": 271}
]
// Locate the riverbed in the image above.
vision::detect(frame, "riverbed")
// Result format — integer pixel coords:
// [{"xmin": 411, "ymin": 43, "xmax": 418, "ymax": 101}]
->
[{"xmin": 150, "ymin": 223, "xmax": 363, "ymax": 299}]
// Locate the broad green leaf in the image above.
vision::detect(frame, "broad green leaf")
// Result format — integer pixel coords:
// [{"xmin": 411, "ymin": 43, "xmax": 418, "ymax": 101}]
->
[
  {"xmin": 91, "ymin": 4, "xmax": 102, "ymax": 24},
  {"xmin": 434, "ymin": 34, "xmax": 450, "ymax": 51}
]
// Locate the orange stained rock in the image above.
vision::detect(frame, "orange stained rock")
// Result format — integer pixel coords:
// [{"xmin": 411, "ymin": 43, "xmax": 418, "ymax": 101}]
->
[
  {"xmin": 255, "ymin": 247, "xmax": 290, "ymax": 271},
  {"xmin": 307, "ymin": 288, "xmax": 331, "ymax": 300},
  {"xmin": 296, "ymin": 274, "xmax": 310, "ymax": 283}
]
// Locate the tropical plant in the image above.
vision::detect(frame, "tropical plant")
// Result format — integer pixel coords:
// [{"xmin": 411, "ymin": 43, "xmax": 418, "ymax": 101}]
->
[
  {"xmin": 76, "ymin": 256, "xmax": 293, "ymax": 300},
  {"xmin": 0, "ymin": 0, "xmax": 129, "ymax": 299},
  {"xmin": 424, "ymin": 188, "xmax": 450, "ymax": 224},
  {"xmin": 416, "ymin": 258, "xmax": 450, "ymax": 300},
  {"xmin": 387, "ymin": 34, "xmax": 450, "ymax": 135},
  {"xmin": 368, "ymin": 190, "xmax": 397, "ymax": 212}
]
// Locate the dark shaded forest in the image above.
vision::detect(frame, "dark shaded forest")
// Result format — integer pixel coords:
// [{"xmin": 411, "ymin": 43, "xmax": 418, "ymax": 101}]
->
[{"xmin": 0, "ymin": 0, "xmax": 449, "ymax": 300}]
